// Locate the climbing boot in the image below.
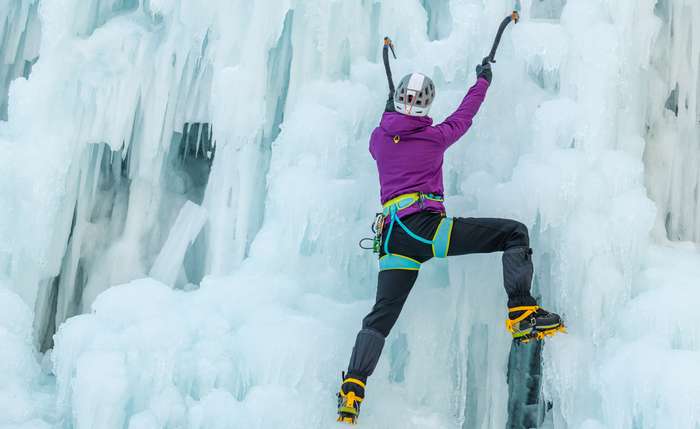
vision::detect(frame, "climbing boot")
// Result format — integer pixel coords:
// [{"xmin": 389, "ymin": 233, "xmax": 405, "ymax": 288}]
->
[
  {"xmin": 506, "ymin": 306, "xmax": 565, "ymax": 343},
  {"xmin": 337, "ymin": 372, "xmax": 365, "ymax": 425}
]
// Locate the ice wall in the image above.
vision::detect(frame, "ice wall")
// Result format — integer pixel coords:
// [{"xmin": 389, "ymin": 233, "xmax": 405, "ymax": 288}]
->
[
  {"xmin": 0, "ymin": 282, "xmax": 51, "ymax": 429},
  {"xmin": 644, "ymin": 0, "xmax": 700, "ymax": 243},
  {"xmin": 0, "ymin": 0, "xmax": 699, "ymax": 428},
  {"xmin": 0, "ymin": 0, "xmax": 218, "ymax": 349},
  {"xmin": 0, "ymin": 0, "xmax": 40, "ymax": 120}
]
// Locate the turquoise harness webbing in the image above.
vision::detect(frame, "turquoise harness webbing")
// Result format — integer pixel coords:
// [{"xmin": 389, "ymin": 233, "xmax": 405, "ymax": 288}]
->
[
  {"xmin": 380, "ymin": 193, "xmax": 454, "ymax": 271},
  {"xmin": 379, "ymin": 254, "xmax": 421, "ymax": 271},
  {"xmin": 395, "ymin": 215, "xmax": 433, "ymax": 245}
]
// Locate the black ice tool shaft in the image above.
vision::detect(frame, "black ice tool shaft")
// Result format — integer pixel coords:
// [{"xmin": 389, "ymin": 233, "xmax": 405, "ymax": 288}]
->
[
  {"xmin": 486, "ymin": 10, "xmax": 520, "ymax": 63},
  {"xmin": 382, "ymin": 37, "xmax": 397, "ymax": 95}
]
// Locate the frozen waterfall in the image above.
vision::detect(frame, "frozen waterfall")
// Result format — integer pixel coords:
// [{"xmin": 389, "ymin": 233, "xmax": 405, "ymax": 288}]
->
[{"xmin": 0, "ymin": 0, "xmax": 699, "ymax": 428}]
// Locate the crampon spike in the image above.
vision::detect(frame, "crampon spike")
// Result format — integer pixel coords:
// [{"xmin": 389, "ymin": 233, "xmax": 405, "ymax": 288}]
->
[
  {"xmin": 515, "ymin": 324, "xmax": 567, "ymax": 344},
  {"xmin": 337, "ymin": 415, "xmax": 357, "ymax": 425}
]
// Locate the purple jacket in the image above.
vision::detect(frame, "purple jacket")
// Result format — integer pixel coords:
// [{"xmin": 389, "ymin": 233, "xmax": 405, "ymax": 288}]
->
[{"xmin": 369, "ymin": 78, "xmax": 490, "ymax": 219}]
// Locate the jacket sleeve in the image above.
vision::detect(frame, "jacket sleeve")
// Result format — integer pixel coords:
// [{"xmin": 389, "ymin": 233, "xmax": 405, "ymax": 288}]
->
[{"xmin": 434, "ymin": 78, "xmax": 490, "ymax": 147}]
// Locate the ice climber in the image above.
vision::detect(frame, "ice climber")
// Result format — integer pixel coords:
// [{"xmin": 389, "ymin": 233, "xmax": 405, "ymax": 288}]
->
[{"xmin": 336, "ymin": 56, "xmax": 564, "ymax": 424}]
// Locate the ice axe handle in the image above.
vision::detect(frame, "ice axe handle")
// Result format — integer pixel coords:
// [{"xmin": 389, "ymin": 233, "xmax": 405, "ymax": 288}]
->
[
  {"xmin": 383, "ymin": 37, "xmax": 396, "ymax": 95},
  {"xmin": 486, "ymin": 10, "xmax": 519, "ymax": 63}
]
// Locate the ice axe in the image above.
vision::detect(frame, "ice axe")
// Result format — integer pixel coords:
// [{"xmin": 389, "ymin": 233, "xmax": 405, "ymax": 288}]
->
[
  {"xmin": 383, "ymin": 1, "xmax": 519, "ymax": 87},
  {"xmin": 484, "ymin": 3, "xmax": 521, "ymax": 65},
  {"xmin": 382, "ymin": 36, "xmax": 397, "ymax": 96}
]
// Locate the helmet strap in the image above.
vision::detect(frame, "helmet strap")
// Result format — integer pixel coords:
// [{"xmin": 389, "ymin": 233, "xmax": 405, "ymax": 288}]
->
[{"xmin": 404, "ymin": 89, "xmax": 418, "ymax": 115}]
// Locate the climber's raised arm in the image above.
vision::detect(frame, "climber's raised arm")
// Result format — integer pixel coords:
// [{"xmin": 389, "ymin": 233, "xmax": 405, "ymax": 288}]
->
[{"xmin": 434, "ymin": 60, "xmax": 492, "ymax": 147}]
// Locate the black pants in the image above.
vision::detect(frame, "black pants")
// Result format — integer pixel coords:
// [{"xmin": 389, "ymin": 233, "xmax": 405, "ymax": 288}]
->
[{"xmin": 347, "ymin": 211, "xmax": 537, "ymax": 381}]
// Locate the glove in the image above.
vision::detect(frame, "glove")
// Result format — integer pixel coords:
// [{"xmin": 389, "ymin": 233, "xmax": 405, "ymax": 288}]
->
[{"xmin": 476, "ymin": 57, "xmax": 492, "ymax": 84}]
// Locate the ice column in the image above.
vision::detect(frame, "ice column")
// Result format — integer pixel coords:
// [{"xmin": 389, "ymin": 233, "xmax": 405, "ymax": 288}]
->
[
  {"xmin": 0, "ymin": 0, "xmax": 41, "ymax": 119},
  {"xmin": 149, "ymin": 201, "xmax": 207, "ymax": 287}
]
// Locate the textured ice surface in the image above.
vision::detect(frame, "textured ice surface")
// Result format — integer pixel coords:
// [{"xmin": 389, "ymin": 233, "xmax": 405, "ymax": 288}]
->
[
  {"xmin": 0, "ymin": 0, "xmax": 700, "ymax": 428},
  {"xmin": 0, "ymin": 0, "xmax": 40, "ymax": 120},
  {"xmin": 149, "ymin": 201, "xmax": 207, "ymax": 287},
  {"xmin": 0, "ymin": 285, "xmax": 51, "ymax": 428}
]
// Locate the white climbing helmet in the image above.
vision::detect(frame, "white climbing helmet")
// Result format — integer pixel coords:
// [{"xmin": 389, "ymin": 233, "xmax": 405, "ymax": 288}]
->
[{"xmin": 394, "ymin": 72, "xmax": 435, "ymax": 117}]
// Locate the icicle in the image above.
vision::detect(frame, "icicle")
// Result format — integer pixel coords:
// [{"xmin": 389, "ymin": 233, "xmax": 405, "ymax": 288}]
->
[{"xmin": 149, "ymin": 201, "xmax": 207, "ymax": 287}]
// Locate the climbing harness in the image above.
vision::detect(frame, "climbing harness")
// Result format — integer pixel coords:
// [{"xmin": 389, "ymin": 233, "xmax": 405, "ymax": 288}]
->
[
  {"xmin": 378, "ymin": 192, "xmax": 454, "ymax": 271},
  {"xmin": 359, "ymin": 192, "xmax": 453, "ymax": 270},
  {"xmin": 486, "ymin": 5, "xmax": 521, "ymax": 64}
]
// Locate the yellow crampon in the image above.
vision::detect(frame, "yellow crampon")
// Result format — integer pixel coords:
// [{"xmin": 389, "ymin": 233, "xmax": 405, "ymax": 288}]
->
[
  {"xmin": 506, "ymin": 305, "xmax": 566, "ymax": 343},
  {"xmin": 517, "ymin": 325, "xmax": 567, "ymax": 344},
  {"xmin": 337, "ymin": 378, "xmax": 365, "ymax": 425},
  {"xmin": 505, "ymin": 305, "xmax": 539, "ymax": 332},
  {"xmin": 337, "ymin": 416, "xmax": 357, "ymax": 425}
]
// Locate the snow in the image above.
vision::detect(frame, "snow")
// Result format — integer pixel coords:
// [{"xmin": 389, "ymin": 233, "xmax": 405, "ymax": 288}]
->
[
  {"xmin": 0, "ymin": 0, "xmax": 699, "ymax": 428},
  {"xmin": 0, "ymin": 285, "xmax": 51, "ymax": 428},
  {"xmin": 50, "ymin": 276, "xmax": 347, "ymax": 428}
]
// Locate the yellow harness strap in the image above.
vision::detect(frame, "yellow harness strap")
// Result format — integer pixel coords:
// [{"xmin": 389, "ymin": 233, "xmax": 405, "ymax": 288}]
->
[
  {"xmin": 505, "ymin": 305, "xmax": 539, "ymax": 332},
  {"xmin": 382, "ymin": 192, "xmax": 421, "ymax": 211},
  {"xmin": 381, "ymin": 192, "xmax": 445, "ymax": 213}
]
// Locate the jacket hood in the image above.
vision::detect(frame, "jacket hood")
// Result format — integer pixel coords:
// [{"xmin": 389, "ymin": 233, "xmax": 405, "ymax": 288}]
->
[{"xmin": 379, "ymin": 112, "xmax": 433, "ymax": 136}]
